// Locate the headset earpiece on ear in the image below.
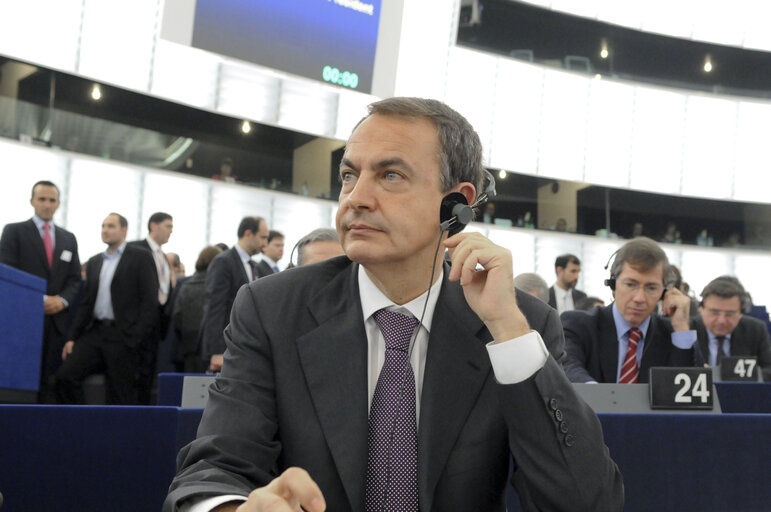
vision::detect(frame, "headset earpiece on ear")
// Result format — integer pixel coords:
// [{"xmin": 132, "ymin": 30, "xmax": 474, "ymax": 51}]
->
[
  {"xmin": 439, "ymin": 192, "xmax": 472, "ymax": 236},
  {"xmin": 604, "ymin": 276, "xmax": 616, "ymax": 291}
]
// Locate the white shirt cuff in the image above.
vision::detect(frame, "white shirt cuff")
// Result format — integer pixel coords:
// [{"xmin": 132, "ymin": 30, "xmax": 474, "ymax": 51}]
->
[
  {"xmin": 182, "ymin": 495, "xmax": 246, "ymax": 512},
  {"xmin": 671, "ymin": 330, "xmax": 697, "ymax": 350},
  {"xmin": 485, "ymin": 330, "xmax": 549, "ymax": 384}
]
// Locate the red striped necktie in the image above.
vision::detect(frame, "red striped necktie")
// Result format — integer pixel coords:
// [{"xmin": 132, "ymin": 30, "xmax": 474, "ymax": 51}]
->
[{"xmin": 619, "ymin": 328, "xmax": 642, "ymax": 384}]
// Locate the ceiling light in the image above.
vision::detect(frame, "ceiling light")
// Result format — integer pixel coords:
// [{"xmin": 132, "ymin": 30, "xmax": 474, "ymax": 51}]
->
[
  {"xmin": 241, "ymin": 120, "xmax": 252, "ymax": 134},
  {"xmin": 498, "ymin": 169, "xmax": 507, "ymax": 180},
  {"xmin": 704, "ymin": 54, "xmax": 713, "ymax": 73},
  {"xmin": 90, "ymin": 84, "xmax": 102, "ymax": 101},
  {"xmin": 600, "ymin": 38, "xmax": 609, "ymax": 60}
]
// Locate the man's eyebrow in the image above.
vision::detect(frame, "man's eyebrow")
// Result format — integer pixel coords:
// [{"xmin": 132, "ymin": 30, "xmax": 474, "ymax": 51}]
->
[{"xmin": 339, "ymin": 157, "xmax": 415, "ymax": 174}]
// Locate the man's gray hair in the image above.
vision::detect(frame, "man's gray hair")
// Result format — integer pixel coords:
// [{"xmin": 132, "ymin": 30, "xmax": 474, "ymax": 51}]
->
[
  {"xmin": 514, "ymin": 272, "xmax": 549, "ymax": 304},
  {"xmin": 356, "ymin": 97, "xmax": 486, "ymax": 194},
  {"xmin": 297, "ymin": 228, "xmax": 340, "ymax": 266}
]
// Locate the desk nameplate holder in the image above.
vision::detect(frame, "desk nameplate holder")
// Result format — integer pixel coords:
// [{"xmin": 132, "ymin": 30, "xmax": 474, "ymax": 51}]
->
[{"xmin": 181, "ymin": 375, "xmax": 217, "ymax": 408}]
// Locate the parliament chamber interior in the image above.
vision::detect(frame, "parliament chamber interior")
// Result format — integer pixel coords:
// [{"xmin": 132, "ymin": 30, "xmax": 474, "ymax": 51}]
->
[{"xmin": 0, "ymin": 1, "xmax": 770, "ymax": 511}]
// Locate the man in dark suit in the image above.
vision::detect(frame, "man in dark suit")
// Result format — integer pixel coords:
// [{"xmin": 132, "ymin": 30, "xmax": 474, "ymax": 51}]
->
[
  {"xmin": 128, "ymin": 212, "xmax": 174, "ymax": 403},
  {"xmin": 548, "ymin": 253, "xmax": 587, "ymax": 314},
  {"xmin": 255, "ymin": 230, "xmax": 284, "ymax": 277},
  {"xmin": 167, "ymin": 98, "xmax": 622, "ymax": 512},
  {"xmin": 562, "ymin": 237, "xmax": 699, "ymax": 383},
  {"xmin": 54, "ymin": 213, "xmax": 158, "ymax": 404},
  {"xmin": 200, "ymin": 216, "xmax": 269, "ymax": 372},
  {"xmin": 692, "ymin": 276, "xmax": 771, "ymax": 381},
  {"xmin": 0, "ymin": 180, "xmax": 81, "ymax": 401}
]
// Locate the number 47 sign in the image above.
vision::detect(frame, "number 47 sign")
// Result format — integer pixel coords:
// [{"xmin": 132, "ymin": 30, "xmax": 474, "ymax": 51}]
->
[{"xmin": 649, "ymin": 367, "xmax": 715, "ymax": 409}]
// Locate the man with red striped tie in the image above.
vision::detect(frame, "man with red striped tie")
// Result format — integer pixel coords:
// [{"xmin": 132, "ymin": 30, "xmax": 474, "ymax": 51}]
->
[
  {"xmin": 0, "ymin": 181, "xmax": 82, "ymax": 402},
  {"xmin": 562, "ymin": 237, "xmax": 700, "ymax": 383}
]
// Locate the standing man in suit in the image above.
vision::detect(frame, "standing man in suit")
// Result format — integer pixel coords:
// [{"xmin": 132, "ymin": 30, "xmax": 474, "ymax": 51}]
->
[
  {"xmin": 200, "ymin": 216, "xmax": 268, "ymax": 372},
  {"xmin": 548, "ymin": 253, "xmax": 587, "ymax": 314},
  {"xmin": 128, "ymin": 211, "xmax": 173, "ymax": 404},
  {"xmin": 54, "ymin": 213, "xmax": 158, "ymax": 404},
  {"xmin": 167, "ymin": 98, "xmax": 622, "ymax": 512},
  {"xmin": 693, "ymin": 276, "xmax": 771, "ymax": 381},
  {"xmin": 0, "ymin": 180, "xmax": 81, "ymax": 401},
  {"xmin": 562, "ymin": 237, "xmax": 699, "ymax": 383},
  {"xmin": 255, "ymin": 230, "xmax": 284, "ymax": 277}
]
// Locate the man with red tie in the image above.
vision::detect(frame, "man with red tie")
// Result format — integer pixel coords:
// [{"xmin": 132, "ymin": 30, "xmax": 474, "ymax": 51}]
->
[
  {"xmin": 0, "ymin": 181, "xmax": 81, "ymax": 402},
  {"xmin": 562, "ymin": 237, "xmax": 700, "ymax": 383}
]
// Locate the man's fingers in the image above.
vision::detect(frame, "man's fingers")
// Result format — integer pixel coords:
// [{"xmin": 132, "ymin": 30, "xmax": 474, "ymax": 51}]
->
[{"xmin": 259, "ymin": 467, "xmax": 325, "ymax": 512}]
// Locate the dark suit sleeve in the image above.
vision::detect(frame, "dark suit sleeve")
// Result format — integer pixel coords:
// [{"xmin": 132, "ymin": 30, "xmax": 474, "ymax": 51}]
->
[
  {"xmin": 131, "ymin": 248, "xmax": 160, "ymax": 341},
  {"xmin": 201, "ymin": 255, "xmax": 234, "ymax": 358},
  {"xmin": 57, "ymin": 231, "xmax": 82, "ymax": 306},
  {"xmin": 499, "ymin": 358, "xmax": 624, "ymax": 511},
  {"xmin": 69, "ymin": 256, "xmax": 100, "ymax": 341},
  {"xmin": 0, "ymin": 224, "xmax": 22, "ymax": 267},
  {"xmin": 516, "ymin": 289, "xmax": 565, "ymax": 364},
  {"xmin": 561, "ymin": 310, "xmax": 599, "ymax": 383},
  {"xmin": 166, "ymin": 285, "xmax": 277, "ymax": 510}
]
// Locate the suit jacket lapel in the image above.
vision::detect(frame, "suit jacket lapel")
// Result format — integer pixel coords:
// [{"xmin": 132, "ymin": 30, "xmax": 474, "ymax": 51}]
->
[
  {"xmin": 418, "ymin": 272, "xmax": 492, "ymax": 512},
  {"xmin": 26, "ymin": 219, "xmax": 50, "ymax": 274},
  {"xmin": 599, "ymin": 305, "xmax": 620, "ymax": 382},
  {"xmin": 296, "ymin": 263, "xmax": 368, "ymax": 511}
]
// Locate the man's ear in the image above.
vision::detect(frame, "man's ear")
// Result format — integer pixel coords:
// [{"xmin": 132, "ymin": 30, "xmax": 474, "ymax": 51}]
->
[{"xmin": 453, "ymin": 182, "xmax": 476, "ymax": 207}]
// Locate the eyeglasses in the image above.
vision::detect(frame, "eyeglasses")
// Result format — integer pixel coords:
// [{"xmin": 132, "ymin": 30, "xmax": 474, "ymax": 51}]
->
[
  {"xmin": 618, "ymin": 280, "xmax": 663, "ymax": 298},
  {"xmin": 703, "ymin": 309, "xmax": 740, "ymax": 319}
]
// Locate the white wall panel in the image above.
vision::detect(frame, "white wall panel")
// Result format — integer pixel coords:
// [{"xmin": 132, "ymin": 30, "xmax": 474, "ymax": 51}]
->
[
  {"xmin": 209, "ymin": 184, "xmax": 273, "ymax": 247},
  {"xmin": 218, "ymin": 62, "xmax": 281, "ymax": 124},
  {"xmin": 733, "ymin": 101, "xmax": 771, "ymax": 202},
  {"xmin": 628, "ymin": 88, "xmax": 685, "ymax": 195},
  {"xmin": 269, "ymin": 192, "xmax": 336, "ymax": 263},
  {"xmin": 150, "ymin": 40, "xmax": 219, "ymax": 109},
  {"xmin": 584, "ymin": 79, "xmax": 633, "ymax": 188},
  {"xmin": 734, "ymin": 253, "xmax": 770, "ymax": 308},
  {"xmin": 486, "ymin": 226, "xmax": 536, "ymax": 277},
  {"xmin": 78, "ymin": 0, "xmax": 159, "ymax": 91},
  {"xmin": 489, "ymin": 59, "xmax": 543, "ymax": 175},
  {"xmin": 0, "ymin": 0, "xmax": 81, "ymax": 72},
  {"xmin": 534, "ymin": 234, "xmax": 585, "ymax": 289},
  {"xmin": 679, "ymin": 248, "xmax": 734, "ymax": 301},
  {"xmin": 538, "ymin": 71, "xmax": 589, "ymax": 181}
]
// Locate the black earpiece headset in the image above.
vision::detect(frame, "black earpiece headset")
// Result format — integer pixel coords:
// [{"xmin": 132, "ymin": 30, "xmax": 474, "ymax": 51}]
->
[
  {"xmin": 439, "ymin": 169, "xmax": 497, "ymax": 235},
  {"xmin": 604, "ymin": 249, "xmax": 667, "ymax": 301}
]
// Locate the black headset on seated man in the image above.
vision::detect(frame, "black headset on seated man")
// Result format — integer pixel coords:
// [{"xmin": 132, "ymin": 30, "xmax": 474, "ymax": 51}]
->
[
  {"xmin": 602, "ymin": 247, "xmax": 671, "ymax": 301},
  {"xmin": 439, "ymin": 169, "xmax": 497, "ymax": 235}
]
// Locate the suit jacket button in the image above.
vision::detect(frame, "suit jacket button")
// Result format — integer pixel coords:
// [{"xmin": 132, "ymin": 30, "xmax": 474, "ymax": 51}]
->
[
  {"xmin": 564, "ymin": 434, "xmax": 575, "ymax": 447},
  {"xmin": 559, "ymin": 421, "xmax": 569, "ymax": 434},
  {"xmin": 554, "ymin": 409, "xmax": 563, "ymax": 422},
  {"xmin": 549, "ymin": 398, "xmax": 558, "ymax": 411}
]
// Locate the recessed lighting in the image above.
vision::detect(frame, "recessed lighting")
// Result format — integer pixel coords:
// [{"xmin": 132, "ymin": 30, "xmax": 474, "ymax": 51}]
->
[
  {"xmin": 704, "ymin": 55, "xmax": 713, "ymax": 73},
  {"xmin": 90, "ymin": 84, "xmax": 102, "ymax": 101},
  {"xmin": 498, "ymin": 169, "xmax": 507, "ymax": 179},
  {"xmin": 241, "ymin": 120, "xmax": 252, "ymax": 134},
  {"xmin": 600, "ymin": 38, "xmax": 609, "ymax": 60}
]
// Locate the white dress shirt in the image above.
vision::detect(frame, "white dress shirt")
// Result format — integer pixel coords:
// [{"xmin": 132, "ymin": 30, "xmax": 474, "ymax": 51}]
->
[{"xmin": 553, "ymin": 284, "xmax": 574, "ymax": 315}]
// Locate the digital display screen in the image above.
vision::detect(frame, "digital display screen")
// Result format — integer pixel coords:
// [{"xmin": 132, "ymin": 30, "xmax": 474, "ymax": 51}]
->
[{"xmin": 191, "ymin": 0, "xmax": 382, "ymax": 93}]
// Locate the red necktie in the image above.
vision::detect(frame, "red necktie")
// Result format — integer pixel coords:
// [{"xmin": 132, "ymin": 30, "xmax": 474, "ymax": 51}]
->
[
  {"xmin": 43, "ymin": 222, "xmax": 54, "ymax": 268},
  {"xmin": 619, "ymin": 328, "xmax": 641, "ymax": 384}
]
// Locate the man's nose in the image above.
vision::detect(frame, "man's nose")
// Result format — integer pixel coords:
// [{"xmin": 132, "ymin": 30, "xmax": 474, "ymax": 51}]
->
[{"xmin": 345, "ymin": 173, "xmax": 376, "ymax": 210}]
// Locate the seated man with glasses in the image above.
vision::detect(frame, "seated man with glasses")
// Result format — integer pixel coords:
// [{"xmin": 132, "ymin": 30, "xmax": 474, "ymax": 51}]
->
[
  {"xmin": 692, "ymin": 276, "xmax": 771, "ymax": 381},
  {"xmin": 562, "ymin": 237, "xmax": 700, "ymax": 383}
]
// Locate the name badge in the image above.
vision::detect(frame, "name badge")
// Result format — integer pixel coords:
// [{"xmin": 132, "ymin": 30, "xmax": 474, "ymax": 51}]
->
[
  {"xmin": 720, "ymin": 356, "xmax": 759, "ymax": 382},
  {"xmin": 649, "ymin": 367, "xmax": 714, "ymax": 409},
  {"xmin": 60, "ymin": 250, "xmax": 73, "ymax": 262}
]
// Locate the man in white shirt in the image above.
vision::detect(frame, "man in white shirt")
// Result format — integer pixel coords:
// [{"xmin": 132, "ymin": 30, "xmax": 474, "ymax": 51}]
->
[
  {"xmin": 166, "ymin": 98, "xmax": 623, "ymax": 512},
  {"xmin": 548, "ymin": 254, "xmax": 587, "ymax": 315}
]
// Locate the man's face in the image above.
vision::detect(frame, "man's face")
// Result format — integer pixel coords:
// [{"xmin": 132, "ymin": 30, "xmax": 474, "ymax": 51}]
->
[
  {"xmin": 263, "ymin": 237, "xmax": 285, "ymax": 261},
  {"xmin": 336, "ymin": 114, "xmax": 473, "ymax": 270},
  {"xmin": 302, "ymin": 240, "xmax": 345, "ymax": 266},
  {"xmin": 557, "ymin": 261, "xmax": 580, "ymax": 289},
  {"xmin": 700, "ymin": 295, "xmax": 742, "ymax": 337},
  {"xmin": 101, "ymin": 215, "xmax": 127, "ymax": 246},
  {"xmin": 150, "ymin": 219, "xmax": 173, "ymax": 245},
  {"xmin": 245, "ymin": 221, "xmax": 269, "ymax": 255},
  {"xmin": 614, "ymin": 262, "xmax": 664, "ymax": 327},
  {"xmin": 30, "ymin": 185, "xmax": 60, "ymax": 221}
]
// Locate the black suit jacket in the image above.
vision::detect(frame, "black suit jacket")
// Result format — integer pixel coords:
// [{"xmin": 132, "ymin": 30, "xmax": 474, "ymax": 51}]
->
[
  {"xmin": 69, "ymin": 244, "xmax": 159, "ymax": 348},
  {"xmin": 200, "ymin": 247, "xmax": 250, "ymax": 358},
  {"xmin": 167, "ymin": 257, "xmax": 623, "ymax": 512},
  {"xmin": 562, "ymin": 304, "xmax": 698, "ymax": 383},
  {"xmin": 254, "ymin": 259, "xmax": 275, "ymax": 278},
  {"xmin": 548, "ymin": 285, "xmax": 588, "ymax": 311},
  {"xmin": 692, "ymin": 315, "xmax": 771, "ymax": 381},
  {"xmin": 0, "ymin": 219, "xmax": 81, "ymax": 334}
]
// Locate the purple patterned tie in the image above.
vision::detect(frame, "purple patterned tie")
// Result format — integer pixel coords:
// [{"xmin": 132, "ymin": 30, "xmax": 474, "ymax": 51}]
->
[{"xmin": 366, "ymin": 309, "xmax": 420, "ymax": 512}]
